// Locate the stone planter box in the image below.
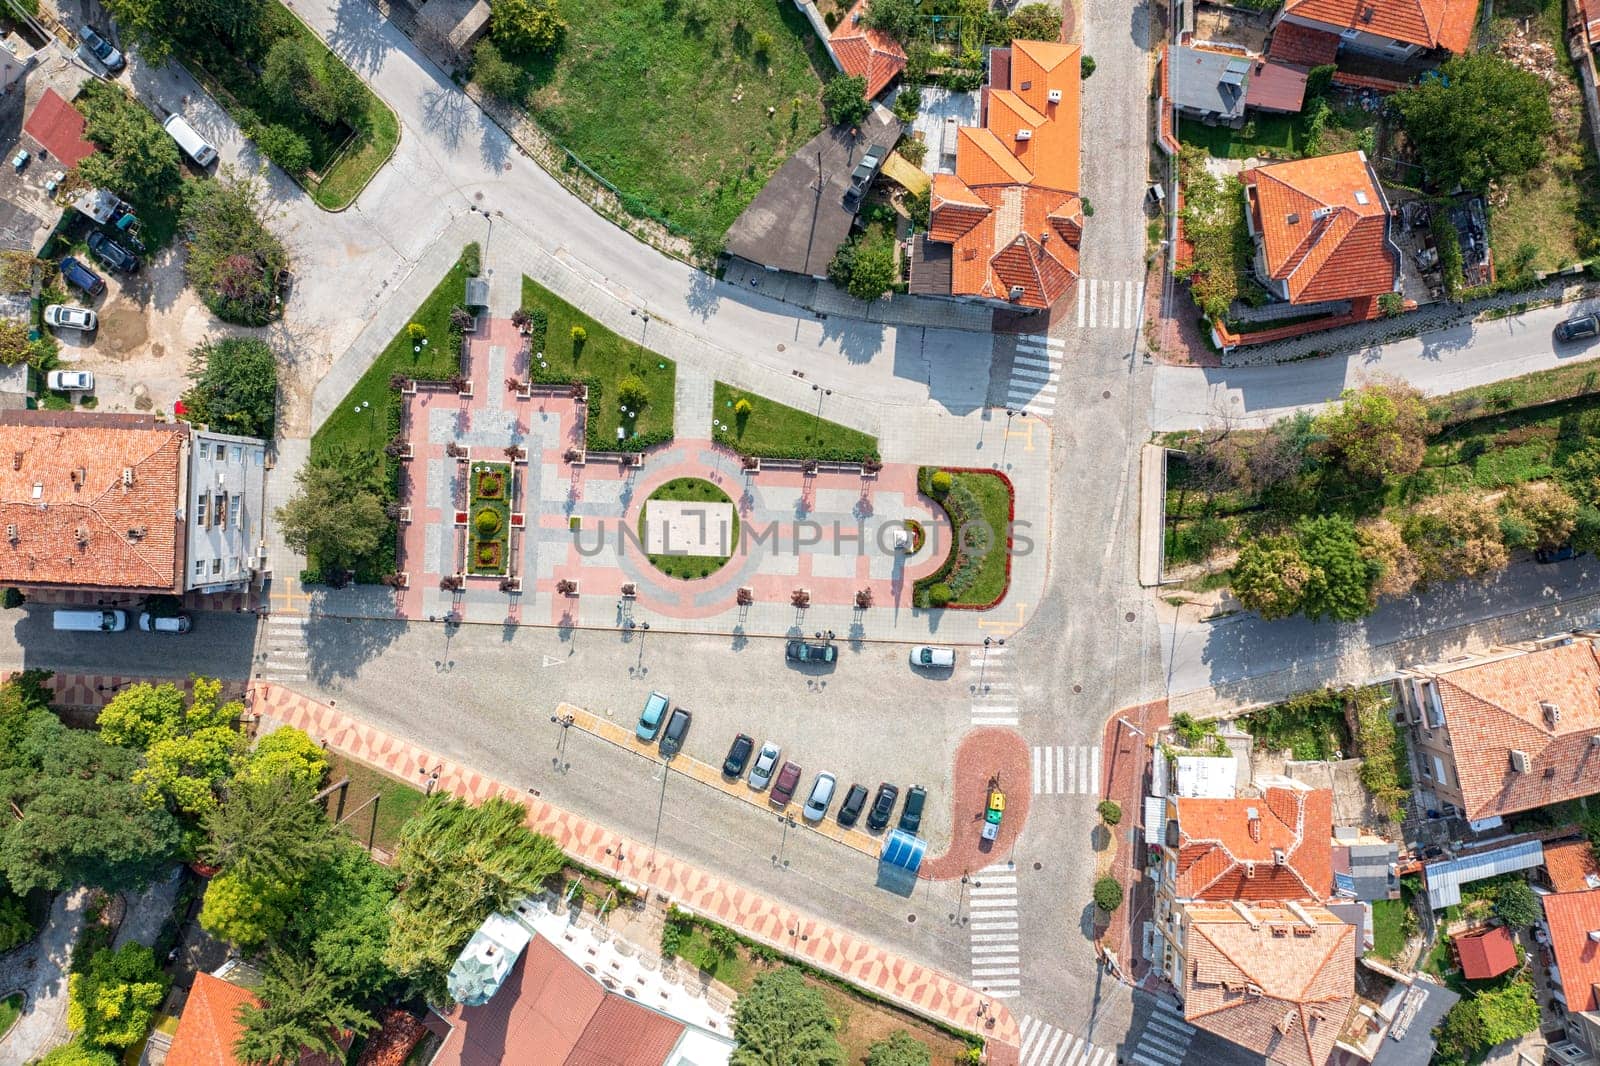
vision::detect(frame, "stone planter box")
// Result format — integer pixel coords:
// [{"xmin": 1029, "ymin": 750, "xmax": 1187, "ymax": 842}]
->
[
  {"xmin": 398, "ymin": 507, "xmax": 412, "ymax": 524},
  {"xmin": 402, "ymin": 380, "xmax": 418, "ymax": 395},
  {"xmin": 454, "ymin": 510, "xmax": 468, "ymax": 526},
  {"xmin": 456, "ymin": 381, "xmax": 474, "ymax": 398},
  {"xmin": 621, "ymin": 583, "xmax": 637, "ymax": 598},
  {"xmin": 502, "ymin": 576, "xmax": 523, "ymax": 593},
  {"xmin": 510, "ymin": 512, "xmax": 525, "ymax": 528},
  {"xmin": 507, "ymin": 446, "xmax": 528, "ymax": 463}
]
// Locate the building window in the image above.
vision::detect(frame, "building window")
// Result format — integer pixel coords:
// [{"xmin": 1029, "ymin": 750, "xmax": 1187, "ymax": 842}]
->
[
  {"xmin": 230, "ymin": 445, "xmax": 242, "ymax": 463},
  {"xmin": 216, "ymin": 494, "xmax": 228, "ymax": 530},
  {"xmin": 230, "ymin": 496, "xmax": 242, "ymax": 530},
  {"xmin": 212, "ymin": 558, "xmax": 222, "ymax": 576},
  {"xmin": 194, "ymin": 559, "xmax": 205, "ymax": 577},
  {"xmin": 196, "ymin": 496, "xmax": 208, "ymax": 528}
]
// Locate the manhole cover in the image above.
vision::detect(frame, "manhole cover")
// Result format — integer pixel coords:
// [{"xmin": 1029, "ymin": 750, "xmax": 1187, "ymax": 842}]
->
[
  {"xmin": 1073, "ymin": 684, "xmax": 1082, "ymax": 694},
  {"xmin": 1125, "ymin": 611, "xmax": 1136, "ymax": 622},
  {"xmin": 907, "ymin": 914, "xmax": 917, "ymax": 924},
  {"xmin": 1033, "ymin": 862, "xmax": 1042, "ymax": 871},
  {"xmin": 777, "ymin": 343, "xmax": 786, "ymax": 352},
  {"xmin": 474, "ymin": 191, "xmax": 483, "ymax": 201},
  {"xmin": 1102, "ymin": 390, "xmax": 1111, "ymax": 399}
]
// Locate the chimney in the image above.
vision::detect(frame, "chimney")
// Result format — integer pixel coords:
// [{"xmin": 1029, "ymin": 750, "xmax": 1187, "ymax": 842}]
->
[
  {"xmin": 74, "ymin": 523, "xmax": 88, "ymax": 547},
  {"xmin": 1272, "ymin": 847, "xmax": 1287, "ymax": 866},
  {"xmin": 1286, "ymin": 900, "xmax": 1319, "ymax": 929},
  {"xmin": 1286, "ymin": 212, "xmax": 1300, "ymax": 225},
  {"xmin": 9, "ymin": 452, "xmax": 19, "ymax": 471},
  {"xmin": 1542, "ymin": 700, "xmax": 1561, "ymax": 728},
  {"xmin": 1587, "ymin": 930, "xmax": 1600, "ymax": 943},
  {"xmin": 1230, "ymin": 901, "xmax": 1260, "ymax": 928},
  {"xmin": 122, "ymin": 468, "xmax": 134, "ymax": 487},
  {"xmin": 1246, "ymin": 806, "xmax": 1262, "ymax": 841},
  {"xmin": 1510, "ymin": 749, "xmax": 1531, "ymax": 773}
]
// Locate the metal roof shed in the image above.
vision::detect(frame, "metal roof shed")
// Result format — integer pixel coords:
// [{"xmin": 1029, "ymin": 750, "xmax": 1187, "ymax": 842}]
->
[
  {"xmin": 1424, "ymin": 839, "xmax": 1544, "ymax": 909},
  {"xmin": 876, "ymin": 830, "xmax": 926, "ymax": 896},
  {"xmin": 464, "ymin": 276, "xmax": 489, "ymax": 308}
]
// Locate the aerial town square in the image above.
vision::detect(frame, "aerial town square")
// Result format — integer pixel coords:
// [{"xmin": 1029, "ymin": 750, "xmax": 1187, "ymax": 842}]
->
[{"xmin": 7, "ymin": 0, "xmax": 1600, "ymax": 1063}]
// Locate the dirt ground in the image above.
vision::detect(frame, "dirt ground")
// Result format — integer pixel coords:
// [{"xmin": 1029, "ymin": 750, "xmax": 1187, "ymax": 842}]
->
[{"xmin": 1192, "ymin": 3, "xmax": 1271, "ymax": 51}]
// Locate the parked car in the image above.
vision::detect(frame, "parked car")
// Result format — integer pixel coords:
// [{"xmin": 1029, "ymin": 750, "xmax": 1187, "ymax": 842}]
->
[
  {"xmin": 76, "ymin": 25, "xmax": 124, "ymax": 72},
  {"xmin": 43, "ymin": 304, "xmax": 97, "ymax": 332},
  {"xmin": 747, "ymin": 742, "xmax": 781, "ymax": 791},
  {"xmin": 1556, "ymin": 313, "xmax": 1600, "ymax": 343},
  {"xmin": 138, "ymin": 612, "xmax": 192, "ymax": 634},
  {"xmin": 87, "ymin": 232, "xmax": 139, "ymax": 273},
  {"xmin": 909, "ymin": 645, "xmax": 956, "ymax": 669},
  {"xmin": 1536, "ymin": 545, "xmax": 1585, "ymax": 564},
  {"xmin": 722, "ymin": 734, "xmax": 754, "ymax": 778},
  {"xmin": 52, "ymin": 608, "xmax": 125, "ymax": 632},
  {"xmin": 58, "ymin": 256, "xmax": 105, "ymax": 297},
  {"xmin": 802, "ymin": 772, "xmax": 836, "ymax": 821},
  {"xmin": 785, "ymin": 639, "xmax": 836, "ymax": 665},
  {"xmin": 635, "ymin": 691, "xmax": 669, "ymax": 741},
  {"xmin": 866, "ymin": 782, "xmax": 900, "ymax": 831},
  {"xmin": 837, "ymin": 783, "xmax": 869, "ymax": 828},
  {"xmin": 46, "ymin": 370, "xmax": 93, "ymax": 392},
  {"xmin": 659, "ymin": 707, "xmax": 692, "ymax": 757},
  {"xmin": 770, "ymin": 761, "xmax": 802, "ymax": 806},
  {"xmin": 898, "ymin": 785, "xmax": 927, "ymax": 835}
]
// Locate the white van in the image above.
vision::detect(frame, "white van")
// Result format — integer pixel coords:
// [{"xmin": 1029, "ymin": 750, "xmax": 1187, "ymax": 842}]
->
[
  {"xmin": 162, "ymin": 114, "xmax": 217, "ymax": 168},
  {"xmin": 52, "ymin": 608, "xmax": 127, "ymax": 632}
]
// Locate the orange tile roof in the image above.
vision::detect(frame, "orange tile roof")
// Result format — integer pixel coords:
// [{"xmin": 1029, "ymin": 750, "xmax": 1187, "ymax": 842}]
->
[
  {"xmin": 1267, "ymin": 21, "xmax": 1343, "ymax": 67},
  {"xmin": 1243, "ymin": 151, "xmax": 1398, "ymax": 304},
  {"xmin": 1455, "ymin": 925, "xmax": 1519, "ymax": 979},
  {"xmin": 1173, "ymin": 787, "xmax": 1334, "ymax": 901},
  {"xmin": 829, "ymin": 1, "xmax": 908, "ymax": 100},
  {"xmin": 925, "ymin": 40, "xmax": 1082, "ymax": 309},
  {"xmin": 25, "ymin": 89, "xmax": 96, "ymax": 169},
  {"xmin": 1546, "ymin": 841, "xmax": 1600, "ymax": 893},
  {"xmin": 1583, "ymin": 0, "xmax": 1600, "ymax": 47},
  {"xmin": 0, "ymin": 412, "xmax": 185, "ymax": 592},
  {"xmin": 1181, "ymin": 901, "xmax": 1357, "ymax": 1066},
  {"xmin": 167, "ymin": 973, "xmax": 259, "ymax": 1066},
  {"xmin": 1429, "ymin": 641, "xmax": 1600, "ymax": 822},
  {"xmin": 1545, "ymin": 890, "xmax": 1600, "ymax": 1012},
  {"xmin": 1281, "ymin": 0, "xmax": 1478, "ymax": 53}
]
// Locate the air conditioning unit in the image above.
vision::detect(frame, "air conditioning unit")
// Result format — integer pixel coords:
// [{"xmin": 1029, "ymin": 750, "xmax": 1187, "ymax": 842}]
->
[
  {"xmin": 1510, "ymin": 749, "xmax": 1532, "ymax": 773},
  {"xmin": 1047, "ymin": 88, "xmax": 1062, "ymax": 104},
  {"xmin": 1008, "ymin": 285, "xmax": 1025, "ymax": 300},
  {"xmin": 121, "ymin": 468, "xmax": 134, "ymax": 486},
  {"xmin": 4, "ymin": 525, "xmax": 15, "ymax": 543},
  {"xmin": 1015, "ymin": 129, "xmax": 1033, "ymax": 141}
]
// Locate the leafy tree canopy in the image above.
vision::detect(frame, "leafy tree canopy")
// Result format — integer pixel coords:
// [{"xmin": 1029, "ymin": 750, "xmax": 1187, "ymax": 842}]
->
[
  {"xmin": 1392, "ymin": 53, "xmax": 1552, "ymax": 191},
  {"xmin": 1294, "ymin": 515, "xmax": 1380, "ymax": 623},
  {"xmin": 38, "ymin": 1041, "xmax": 119, "ymax": 1066},
  {"xmin": 275, "ymin": 451, "xmax": 388, "ymax": 575},
  {"xmin": 179, "ymin": 169, "xmax": 288, "ymax": 327},
  {"xmin": 731, "ymin": 967, "xmax": 844, "ymax": 1066},
  {"xmin": 236, "ymin": 727, "xmax": 328, "ymax": 794},
  {"xmin": 233, "ymin": 951, "xmax": 376, "ymax": 1066},
  {"xmin": 822, "ymin": 75, "xmax": 871, "ymax": 127},
  {"xmin": 1493, "ymin": 879, "xmax": 1540, "ymax": 927},
  {"xmin": 204, "ymin": 771, "xmax": 336, "ymax": 885},
  {"xmin": 490, "ymin": 0, "xmax": 566, "ymax": 54},
  {"xmin": 101, "ymin": 0, "xmax": 268, "ymax": 65},
  {"xmin": 184, "ymin": 338, "xmax": 279, "ymax": 440},
  {"xmin": 75, "ymin": 81, "xmax": 183, "ymax": 205},
  {"xmin": 1312, "ymin": 380, "xmax": 1430, "ymax": 483},
  {"xmin": 1230, "ymin": 534, "xmax": 1310, "ymax": 620},
  {"xmin": 66, "ymin": 943, "xmax": 169, "ymax": 1051},
  {"xmin": 864, "ymin": 0, "xmax": 921, "ymax": 42}
]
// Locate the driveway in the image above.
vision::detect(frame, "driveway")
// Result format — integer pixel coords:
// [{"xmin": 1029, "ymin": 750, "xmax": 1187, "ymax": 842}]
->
[{"xmin": 0, "ymin": 886, "xmax": 88, "ymax": 1064}]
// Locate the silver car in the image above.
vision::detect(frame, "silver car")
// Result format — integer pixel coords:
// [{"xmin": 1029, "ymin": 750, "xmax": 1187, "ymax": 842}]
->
[
  {"xmin": 909, "ymin": 645, "xmax": 956, "ymax": 669},
  {"xmin": 802, "ymin": 772, "xmax": 837, "ymax": 822},
  {"xmin": 46, "ymin": 370, "xmax": 93, "ymax": 392},
  {"xmin": 747, "ymin": 742, "xmax": 781, "ymax": 791},
  {"xmin": 44, "ymin": 304, "xmax": 97, "ymax": 331}
]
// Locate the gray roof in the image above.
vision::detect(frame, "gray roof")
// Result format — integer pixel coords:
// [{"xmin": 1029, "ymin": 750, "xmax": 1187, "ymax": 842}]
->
[
  {"xmin": 1170, "ymin": 46, "xmax": 1251, "ymax": 121},
  {"xmin": 1371, "ymin": 977, "xmax": 1459, "ymax": 1066},
  {"xmin": 724, "ymin": 108, "xmax": 902, "ymax": 277},
  {"xmin": 1346, "ymin": 841, "xmax": 1399, "ymax": 901},
  {"xmin": 1424, "ymin": 838, "xmax": 1544, "ymax": 909}
]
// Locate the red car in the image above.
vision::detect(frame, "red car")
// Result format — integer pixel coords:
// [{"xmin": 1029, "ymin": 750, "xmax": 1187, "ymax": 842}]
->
[{"xmin": 770, "ymin": 761, "xmax": 802, "ymax": 806}]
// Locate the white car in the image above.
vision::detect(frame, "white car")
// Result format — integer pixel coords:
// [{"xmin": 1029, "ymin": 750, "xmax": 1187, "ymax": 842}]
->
[
  {"xmin": 138, "ymin": 612, "xmax": 192, "ymax": 634},
  {"xmin": 747, "ymin": 742, "xmax": 781, "ymax": 791},
  {"xmin": 43, "ymin": 304, "xmax": 97, "ymax": 331},
  {"xmin": 802, "ymin": 772, "xmax": 837, "ymax": 822},
  {"xmin": 46, "ymin": 370, "xmax": 93, "ymax": 392},
  {"xmin": 909, "ymin": 645, "xmax": 956, "ymax": 669}
]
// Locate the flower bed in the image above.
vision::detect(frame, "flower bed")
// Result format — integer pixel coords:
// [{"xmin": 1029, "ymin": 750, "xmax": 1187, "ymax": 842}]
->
[
  {"xmin": 913, "ymin": 467, "xmax": 1015, "ymax": 610},
  {"xmin": 467, "ymin": 461, "xmax": 513, "ymax": 576}
]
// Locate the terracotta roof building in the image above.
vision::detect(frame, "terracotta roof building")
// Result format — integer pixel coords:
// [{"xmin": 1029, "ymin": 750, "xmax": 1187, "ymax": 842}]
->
[
  {"xmin": 912, "ymin": 39, "xmax": 1082, "ymax": 310},
  {"xmin": 1400, "ymin": 637, "xmax": 1600, "ymax": 825},
  {"xmin": 1266, "ymin": 21, "xmax": 1342, "ymax": 68},
  {"xmin": 1241, "ymin": 150, "xmax": 1400, "ymax": 306},
  {"xmin": 1540, "ymin": 890, "xmax": 1600, "ymax": 1056},
  {"xmin": 23, "ymin": 88, "xmax": 96, "ymax": 170},
  {"xmin": 1162, "ymin": 785, "xmax": 1335, "ymax": 903},
  {"xmin": 1275, "ymin": 0, "xmax": 1477, "ymax": 59},
  {"xmin": 1454, "ymin": 925, "xmax": 1518, "ymax": 980},
  {"xmin": 1546, "ymin": 840, "xmax": 1600, "ymax": 894},
  {"xmin": 828, "ymin": 0, "xmax": 907, "ymax": 100},
  {"xmin": 1175, "ymin": 900, "xmax": 1358, "ymax": 1066},
  {"xmin": 168, "ymin": 971, "xmax": 344, "ymax": 1066}
]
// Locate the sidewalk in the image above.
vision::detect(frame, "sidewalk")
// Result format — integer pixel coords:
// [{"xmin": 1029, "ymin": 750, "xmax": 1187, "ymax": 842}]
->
[
  {"xmin": 1099, "ymin": 699, "xmax": 1168, "ymax": 990},
  {"xmin": 246, "ymin": 681, "xmax": 1023, "ymax": 1054}
]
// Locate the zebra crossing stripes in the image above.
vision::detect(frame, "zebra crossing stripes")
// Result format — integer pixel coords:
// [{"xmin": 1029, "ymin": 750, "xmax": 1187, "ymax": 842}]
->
[
  {"xmin": 968, "ymin": 863, "xmax": 1021, "ymax": 997},
  {"xmin": 1076, "ymin": 278, "xmax": 1144, "ymax": 331},
  {"xmin": 1128, "ymin": 997, "xmax": 1196, "ymax": 1066},
  {"xmin": 1018, "ymin": 1016, "xmax": 1117, "ymax": 1066},
  {"xmin": 1006, "ymin": 333, "xmax": 1063, "ymax": 418},
  {"xmin": 968, "ymin": 645, "xmax": 1017, "ymax": 726},
  {"xmin": 1031, "ymin": 744, "xmax": 1102, "ymax": 795},
  {"xmin": 259, "ymin": 614, "xmax": 310, "ymax": 683}
]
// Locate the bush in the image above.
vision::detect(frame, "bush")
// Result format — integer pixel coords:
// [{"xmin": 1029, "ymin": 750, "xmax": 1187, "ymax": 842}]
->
[
  {"xmin": 570, "ymin": 325, "xmax": 586, "ymax": 344},
  {"xmin": 0, "ymin": 588, "xmax": 23, "ymax": 609},
  {"xmin": 898, "ymin": 138, "xmax": 927, "ymax": 166},
  {"xmin": 474, "ymin": 508, "xmax": 502, "ymax": 536},
  {"xmin": 930, "ymin": 470, "xmax": 954, "ymax": 495},
  {"xmin": 617, "ymin": 374, "xmax": 648, "ymax": 410},
  {"xmin": 473, "ymin": 39, "xmax": 523, "ymax": 99},
  {"xmin": 734, "ymin": 397, "xmax": 752, "ymax": 417},
  {"xmin": 927, "ymin": 583, "xmax": 953, "ymax": 607},
  {"xmin": 822, "ymin": 75, "xmax": 871, "ymax": 126},
  {"xmin": 1093, "ymin": 876, "xmax": 1123, "ymax": 912},
  {"xmin": 490, "ymin": 0, "xmax": 567, "ymax": 53},
  {"xmin": 754, "ymin": 30, "xmax": 773, "ymax": 58},
  {"xmin": 1081, "ymin": 55, "xmax": 1096, "ymax": 78},
  {"xmin": 180, "ymin": 170, "xmax": 290, "ymax": 327},
  {"xmin": 1097, "ymin": 801, "xmax": 1122, "ymax": 826},
  {"xmin": 256, "ymin": 124, "xmax": 313, "ymax": 176},
  {"xmin": 892, "ymin": 88, "xmax": 921, "ymax": 125},
  {"xmin": 1007, "ymin": 3, "xmax": 1062, "ymax": 41},
  {"xmin": 1379, "ymin": 292, "xmax": 1405, "ymax": 317},
  {"xmin": 1494, "ymin": 879, "xmax": 1540, "ymax": 927}
]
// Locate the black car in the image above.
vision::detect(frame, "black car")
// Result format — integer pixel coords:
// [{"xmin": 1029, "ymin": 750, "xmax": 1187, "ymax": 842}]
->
[
  {"xmin": 1556, "ymin": 313, "xmax": 1600, "ymax": 344},
  {"xmin": 722, "ymin": 733, "xmax": 754, "ymax": 777},
  {"xmin": 1536, "ymin": 544, "xmax": 1585, "ymax": 564},
  {"xmin": 87, "ymin": 232, "xmax": 139, "ymax": 273},
  {"xmin": 785, "ymin": 639, "xmax": 837, "ymax": 665},
  {"xmin": 836, "ymin": 783, "xmax": 869, "ymax": 828},
  {"xmin": 866, "ymin": 782, "xmax": 900, "ymax": 831},
  {"xmin": 659, "ymin": 707, "xmax": 691, "ymax": 757},
  {"xmin": 898, "ymin": 785, "xmax": 927, "ymax": 835}
]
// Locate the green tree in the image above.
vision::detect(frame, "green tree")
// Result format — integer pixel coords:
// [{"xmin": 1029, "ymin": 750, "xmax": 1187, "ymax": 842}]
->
[
  {"xmin": 473, "ymin": 39, "xmax": 523, "ymax": 99},
  {"xmin": 1392, "ymin": 53, "xmax": 1552, "ymax": 190},
  {"xmin": 731, "ymin": 967, "xmax": 844, "ymax": 1066},
  {"xmin": 829, "ymin": 235, "xmax": 897, "ymax": 300},
  {"xmin": 199, "ymin": 867, "xmax": 297, "ymax": 950},
  {"xmin": 822, "ymin": 75, "xmax": 871, "ymax": 126},
  {"xmin": 866, "ymin": 1031, "xmax": 931, "ymax": 1066},
  {"xmin": 75, "ymin": 82, "xmax": 183, "ymax": 206},
  {"xmin": 0, "ymin": 889, "xmax": 33, "ymax": 951},
  {"xmin": 184, "ymin": 337, "xmax": 278, "ymax": 439},
  {"xmin": 256, "ymin": 125, "xmax": 313, "ymax": 177},
  {"xmin": 1358, "ymin": 517, "xmax": 1421, "ymax": 599},
  {"xmin": 261, "ymin": 38, "xmax": 365, "ymax": 128},
  {"xmin": 96, "ymin": 683, "xmax": 188, "ymax": 751},
  {"xmin": 1006, "ymin": 3, "xmax": 1062, "ymax": 41},
  {"xmin": 1435, "ymin": 998, "xmax": 1486, "ymax": 1066},
  {"xmin": 490, "ymin": 0, "xmax": 566, "ymax": 53},
  {"xmin": 204, "ymin": 772, "xmax": 336, "ymax": 885},
  {"xmin": 137, "ymin": 726, "xmax": 248, "ymax": 816},
  {"xmin": 233, "ymin": 951, "xmax": 376, "ymax": 1066},
  {"xmin": 1230, "ymin": 534, "xmax": 1310, "ymax": 620},
  {"xmin": 1312, "ymin": 381, "xmax": 1431, "ymax": 482},
  {"xmin": 617, "ymin": 375, "xmax": 649, "ymax": 410},
  {"xmin": 1295, "ymin": 515, "xmax": 1380, "ymax": 622},
  {"xmin": 100, "ymin": 0, "xmax": 267, "ymax": 65},
  {"xmin": 66, "ymin": 943, "xmax": 169, "ymax": 1051},
  {"xmin": 180, "ymin": 169, "xmax": 290, "ymax": 326},
  {"xmin": 236, "ymin": 728, "xmax": 328, "ymax": 794},
  {"xmin": 289, "ymin": 842, "xmax": 398, "ymax": 996},
  {"xmin": 382, "ymin": 796, "xmax": 566, "ymax": 998},
  {"xmin": 1402, "ymin": 492, "xmax": 1508, "ymax": 587},
  {"xmin": 37, "ymin": 1041, "xmax": 119, "ymax": 1066},
  {"xmin": 865, "ymin": 0, "xmax": 921, "ymax": 42},
  {"xmin": 1093, "ymin": 876, "xmax": 1123, "ymax": 912},
  {"xmin": 1500, "ymin": 481, "xmax": 1578, "ymax": 551},
  {"xmin": 0, "ymin": 319, "xmax": 31, "ymax": 366},
  {"xmin": 275, "ymin": 455, "xmax": 388, "ymax": 575},
  {"xmin": 1494, "ymin": 879, "xmax": 1540, "ymax": 927}
]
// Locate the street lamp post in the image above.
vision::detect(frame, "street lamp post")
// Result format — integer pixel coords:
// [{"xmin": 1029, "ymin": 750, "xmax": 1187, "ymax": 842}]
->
[{"xmin": 810, "ymin": 384, "xmax": 832, "ymax": 441}]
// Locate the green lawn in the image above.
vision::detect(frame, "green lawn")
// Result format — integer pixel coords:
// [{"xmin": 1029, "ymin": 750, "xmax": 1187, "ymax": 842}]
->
[
  {"xmin": 1177, "ymin": 102, "xmax": 1376, "ymax": 163},
  {"xmin": 712, "ymin": 382, "xmax": 879, "ymax": 461},
  {"xmin": 914, "ymin": 468, "xmax": 1014, "ymax": 608},
  {"xmin": 324, "ymin": 752, "xmax": 428, "ymax": 855},
  {"xmin": 182, "ymin": 2, "xmax": 399, "ymax": 210},
  {"xmin": 520, "ymin": 276, "xmax": 676, "ymax": 451},
  {"xmin": 0, "ymin": 993, "xmax": 21, "ymax": 1041},
  {"xmin": 638, "ymin": 477, "xmax": 739, "ymax": 579},
  {"xmin": 1369, "ymin": 898, "xmax": 1409, "ymax": 961},
  {"xmin": 502, "ymin": 0, "xmax": 831, "ymax": 251},
  {"xmin": 467, "ymin": 462, "xmax": 512, "ymax": 576}
]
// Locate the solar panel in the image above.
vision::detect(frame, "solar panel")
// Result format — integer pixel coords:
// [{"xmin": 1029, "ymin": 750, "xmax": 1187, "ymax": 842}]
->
[{"xmin": 1225, "ymin": 58, "xmax": 1251, "ymax": 74}]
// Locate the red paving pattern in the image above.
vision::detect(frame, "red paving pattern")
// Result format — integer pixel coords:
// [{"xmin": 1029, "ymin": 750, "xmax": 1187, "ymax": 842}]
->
[
  {"xmin": 5, "ymin": 671, "xmax": 247, "ymax": 711},
  {"xmin": 921, "ymin": 727, "xmax": 1031, "ymax": 881},
  {"xmin": 1100, "ymin": 700, "xmax": 1169, "ymax": 987},
  {"xmin": 245, "ymin": 682, "xmax": 1023, "ymax": 1054}
]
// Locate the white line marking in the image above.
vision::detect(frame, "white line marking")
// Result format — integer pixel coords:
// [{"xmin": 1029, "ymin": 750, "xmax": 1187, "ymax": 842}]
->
[
  {"xmin": 1031, "ymin": 746, "xmax": 1041, "ymax": 793},
  {"xmin": 1088, "ymin": 279, "xmax": 1098, "ymax": 327},
  {"xmin": 1091, "ymin": 746, "xmax": 1102, "ymax": 795},
  {"xmin": 969, "ymin": 920, "xmax": 1020, "ymax": 931},
  {"xmin": 969, "ymin": 931, "xmax": 1020, "ymax": 942},
  {"xmin": 1077, "ymin": 280, "xmax": 1086, "ymax": 326},
  {"xmin": 1041, "ymin": 745, "xmax": 1054, "ymax": 794}
]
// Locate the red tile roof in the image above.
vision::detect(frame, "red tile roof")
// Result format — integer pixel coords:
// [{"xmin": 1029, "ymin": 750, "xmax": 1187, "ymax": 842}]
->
[
  {"xmin": 1544, "ymin": 890, "xmax": 1600, "ymax": 1012},
  {"xmin": 1547, "ymin": 841, "xmax": 1600, "ymax": 893},
  {"xmin": 1583, "ymin": 0, "xmax": 1600, "ymax": 48},
  {"xmin": 829, "ymin": 1, "xmax": 908, "ymax": 100},
  {"xmin": 167, "ymin": 973, "xmax": 259, "ymax": 1066},
  {"xmin": 1280, "ymin": 0, "xmax": 1478, "ymax": 53},
  {"xmin": 1455, "ymin": 925, "xmax": 1518, "ymax": 979},
  {"xmin": 1173, "ymin": 787, "xmax": 1334, "ymax": 901},
  {"xmin": 0, "ymin": 412, "xmax": 186, "ymax": 592},
  {"xmin": 1242, "ymin": 151, "xmax": 1398, "ymax": 304},
  {"xmin": 434, "ymin": 936, "xmax": 686, "ymax": 1066},
  {"xmin": 24, "ymin": 89, "xmax": 96, "ymax": 169},
  {"xmin": 925, "ymin": 40, "xmax": 1082, "ymax": 309},
  {"xmin": 1267, "ymin": 21, "xmax": 1342, "ymax": 67}
]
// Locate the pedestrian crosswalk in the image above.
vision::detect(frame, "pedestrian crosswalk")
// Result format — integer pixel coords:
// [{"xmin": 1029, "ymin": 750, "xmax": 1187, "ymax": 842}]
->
[
  {"xmin": 969, "ymin": 862, "xmax": 1020, "ymax": 998},
  {"xmin": 1076, "ymin": 277, "xmax": 1144, "ymax": 332},
  {"xmin": 1005, "ymin": 332, "xmax": 1063, "ymax": 418},
  {"xmin": 1018, "ymin": 1015, "xmax": 1117, "ymax": 1066},
  {"xmin": 1127, "ymin": 997, "xmax": 1196, "ymax": 1066},
  {"xmin": 1030, "ymin": 744, "xmax": 1102, "ymax": 796},
  {"xmin": 968, "ymin": 644, "xmax": 1017, "ymax": 726},
  {"xmin": 258, "ymin": 614, "xmax": 310, "ymax": 684}
]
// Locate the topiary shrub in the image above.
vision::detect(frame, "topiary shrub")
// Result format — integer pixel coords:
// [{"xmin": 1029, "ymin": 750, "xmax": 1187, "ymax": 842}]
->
[
  {"xmin": 1093, "ymin": 876, "xmax": 1123, "ymax": 913},
  {"xmin": 474, "ymin": 508, "xmax": 502, "ymax": 537},
  {"xmin": 1, "ymin": 587, "xmax": 23, "ymax": 609},
  {"xmin": 406, "ymin": 323, "xmax": 426, "ymax": 343},
  {"xmin": 618, "ymin": 374, "xmax": 648, "ymax": 410},
  {"xmin": 927, "ymin": 583, "xmax": 953, "ymax": 607},
  {"xmin": 930, "ymin": 470, "xmax": 954, "ymax": 495},
  {"xmin": 1098, "ymin": 800, "xmax": 1122, "ymax": 826}
]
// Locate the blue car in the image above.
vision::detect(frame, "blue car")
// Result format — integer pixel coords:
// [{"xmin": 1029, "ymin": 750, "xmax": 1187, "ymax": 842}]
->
[
  {"xmin": 59, "ymin": 256, "xmax": 104, "ymax": 297},
  {"xmin": 636, "ymin": 691, "xmax": 669, "ymax": 741}
]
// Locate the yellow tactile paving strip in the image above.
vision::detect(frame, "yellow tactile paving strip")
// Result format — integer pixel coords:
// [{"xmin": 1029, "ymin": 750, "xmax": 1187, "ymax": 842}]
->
[{"xmin": 558, "ymin": 702, "xmax": 884, "ymax": 859}]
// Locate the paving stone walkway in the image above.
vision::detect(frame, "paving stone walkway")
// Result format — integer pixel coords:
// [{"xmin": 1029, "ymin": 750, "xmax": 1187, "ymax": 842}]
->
[
  {"xmin": 0, "ymin": 887, "xmax": 88, "ymax": 1064},
  {"xmin": 247, "ymin": 681, "xmax": 1023, "ymax": 1054}
]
